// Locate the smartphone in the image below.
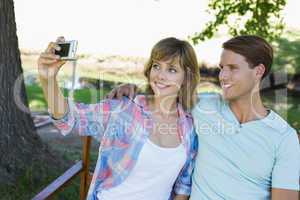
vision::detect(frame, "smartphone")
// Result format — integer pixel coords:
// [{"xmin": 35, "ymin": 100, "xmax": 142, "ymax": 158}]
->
[{"xmin": 55, "ymin": 40, "xmax": 78, "ymax": 60}]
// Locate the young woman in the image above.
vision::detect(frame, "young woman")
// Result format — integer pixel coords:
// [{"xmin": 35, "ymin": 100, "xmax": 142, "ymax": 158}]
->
[{"xmin": 38, "ymin": 37, "xmax": 200, "ymax": 200}]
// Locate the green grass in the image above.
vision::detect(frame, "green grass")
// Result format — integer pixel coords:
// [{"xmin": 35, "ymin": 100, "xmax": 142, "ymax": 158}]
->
[
  {"xmin": 0, "ymin": 83, "xmax": 106, "ymax": 200},
  {"xmin": 85, "ymin": 71, "xmax": 145, "ymax": 85},
  {"xmin": 0, "ymin": 144, "xmax": 100, "ymax": 200},
  {"xmin": 26, "ymin": 83, "xmax": 300, "ymax": 132},
  {"xmin": 263, "ymin": 93, "xmax": 300, "ymax": 131},
  {"xmin": 0, "ymin": 158, "xmax": 80, "ymax": 200},
  {"xmin": 26, "ymin": 84, "xmax": 111, "ymax": 112}
]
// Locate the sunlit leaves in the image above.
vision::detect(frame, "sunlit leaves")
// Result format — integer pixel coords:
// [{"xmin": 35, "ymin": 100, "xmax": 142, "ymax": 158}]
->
[{"xmin": 191, "ymin": 0, "xmax": 286, "ymax": 44}]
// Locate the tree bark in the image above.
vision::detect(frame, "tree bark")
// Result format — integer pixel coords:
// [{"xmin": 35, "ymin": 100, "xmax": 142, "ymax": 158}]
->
[{"xmin": 0, "ymin": 0, "xmax": 63, "ymax": 185}]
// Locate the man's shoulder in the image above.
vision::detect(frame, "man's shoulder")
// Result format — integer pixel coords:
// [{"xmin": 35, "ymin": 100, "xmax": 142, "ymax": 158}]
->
[{"xmin": 263, "ymin": 110, "xmax": 298, "ymax": 137}]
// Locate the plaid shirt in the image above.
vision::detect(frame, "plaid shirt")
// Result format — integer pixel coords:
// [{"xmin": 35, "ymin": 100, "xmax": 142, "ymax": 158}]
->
[{"xmin": 52, "ymin": 95, "xmax": 198, "ymax": 200}]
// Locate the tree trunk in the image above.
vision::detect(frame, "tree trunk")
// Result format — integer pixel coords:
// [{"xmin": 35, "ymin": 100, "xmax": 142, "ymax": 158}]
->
[{"xmin": 0, "ymin": 0, "xmax": 63, "ymax": 186}]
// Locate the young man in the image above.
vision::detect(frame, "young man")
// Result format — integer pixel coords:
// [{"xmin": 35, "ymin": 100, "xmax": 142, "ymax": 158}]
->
[{"xmin": 108, "ymin": 35, "xmax": 300, "ymax": 200}]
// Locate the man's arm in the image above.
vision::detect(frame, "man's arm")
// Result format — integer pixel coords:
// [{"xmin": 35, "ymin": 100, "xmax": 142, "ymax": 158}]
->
[
  {"xmin": 271, "ymin": 131, "xmax": 300, "ymax": 200},
  {"xmin": 106, "ymin": 83, "xmax": 137, "ymax": 100},
  {"xmin": 173, "ymin": 194, "xmax": 189, "ymax": 200},
  {"xmin": 271, "ymin": 188, "xmax": 299, "ymax": 200}
]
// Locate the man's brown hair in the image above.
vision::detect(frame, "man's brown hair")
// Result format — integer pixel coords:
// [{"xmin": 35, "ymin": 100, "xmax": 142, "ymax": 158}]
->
[{"xmin": 222, "ymin": 35, "xmax": 273, "ymax": 79}]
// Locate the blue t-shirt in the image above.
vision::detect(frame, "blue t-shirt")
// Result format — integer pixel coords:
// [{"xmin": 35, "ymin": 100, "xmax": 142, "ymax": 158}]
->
[{"xmin": 191, "ymin": 93, "xmax": 300, "ymax": 200}]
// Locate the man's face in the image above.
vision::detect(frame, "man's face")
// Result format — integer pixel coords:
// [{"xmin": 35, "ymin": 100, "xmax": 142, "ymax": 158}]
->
[{"xmin": 218, "ymin": 49, "xmax": 258, "ymax": 101}]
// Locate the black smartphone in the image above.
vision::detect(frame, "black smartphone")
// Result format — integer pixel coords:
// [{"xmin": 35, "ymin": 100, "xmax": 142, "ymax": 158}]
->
[{"xmin": 55, "ymin": 40, "xmax": 78, "ymax": 60}]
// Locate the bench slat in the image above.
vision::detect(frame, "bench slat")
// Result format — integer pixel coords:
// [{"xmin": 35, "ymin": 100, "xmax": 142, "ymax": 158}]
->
[{"xmin": 32, "ymin": 161, "xmax": 83, "ymax": 200}]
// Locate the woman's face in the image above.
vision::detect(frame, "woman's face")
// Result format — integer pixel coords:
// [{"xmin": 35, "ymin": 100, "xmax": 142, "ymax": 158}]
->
[{"xmin": 149, "ymin": 56, "xmax": 185, "ymax": 99}]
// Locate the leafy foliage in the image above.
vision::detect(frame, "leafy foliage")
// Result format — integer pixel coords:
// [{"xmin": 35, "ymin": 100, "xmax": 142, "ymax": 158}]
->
[
  {"xmin": 191, "ymin": 0, "xmax": 286, "ymax": 44},
  {"xmin": 273, "ymin": 31, "xmax": 300, "ymax": 74}
]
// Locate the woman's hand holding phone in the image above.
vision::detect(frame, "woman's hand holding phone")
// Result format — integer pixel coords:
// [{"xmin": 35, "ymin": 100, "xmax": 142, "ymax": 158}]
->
[
  {"xmin": 37, "ymin": 36, "xmax": 69, "ymax": 119},
  {"xmin": 38, "ymin": 37, "xmax": 67, "ymax": 82}
]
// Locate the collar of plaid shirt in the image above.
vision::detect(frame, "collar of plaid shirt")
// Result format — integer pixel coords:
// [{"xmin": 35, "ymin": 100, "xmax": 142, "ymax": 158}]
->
[{"xmin": 86, "ymin": 95, "xmax": 195, "ymax": 200}]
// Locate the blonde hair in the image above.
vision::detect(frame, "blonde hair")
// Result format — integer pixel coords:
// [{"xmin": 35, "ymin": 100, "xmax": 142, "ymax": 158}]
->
[{"xmin": 144, "ymin": 37, "xmax": 200, "ymax": 111}]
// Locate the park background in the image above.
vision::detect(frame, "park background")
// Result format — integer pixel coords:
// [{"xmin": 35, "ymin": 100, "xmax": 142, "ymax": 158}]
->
[{"xmin": 0, "ymin": 0, "xmax": 299, "ymax": 199}]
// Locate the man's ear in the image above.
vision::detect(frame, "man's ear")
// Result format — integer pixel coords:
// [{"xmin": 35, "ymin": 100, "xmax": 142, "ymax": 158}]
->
[{"xmin": 255, "ymin": 64, "xmax": 266, "ymax": 80}]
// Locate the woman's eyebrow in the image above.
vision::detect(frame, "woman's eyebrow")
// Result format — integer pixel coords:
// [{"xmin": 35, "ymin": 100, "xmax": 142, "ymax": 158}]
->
[
  {"xmin": 169, "ymin": 60, "xmax": 180, "ymax": 67},
  {"xmin": 169, "ymin": 63, "xmax": 178, "ymax": 67}
]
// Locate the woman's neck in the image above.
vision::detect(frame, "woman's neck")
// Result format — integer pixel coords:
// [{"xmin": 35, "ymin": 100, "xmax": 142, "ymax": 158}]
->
[{"xmin": 147, "ymin": 95, "xmax": 178, "ymax": 118}]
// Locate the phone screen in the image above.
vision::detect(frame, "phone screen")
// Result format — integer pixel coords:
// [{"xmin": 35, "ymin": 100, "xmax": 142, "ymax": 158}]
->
[{"xmin": 55, "ymin": 43, "xmax": 70, "ymax": 57}]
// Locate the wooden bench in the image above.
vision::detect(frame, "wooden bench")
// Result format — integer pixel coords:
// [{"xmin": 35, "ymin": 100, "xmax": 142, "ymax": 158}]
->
[
  {"xmin": 32, "ymin": 136, "xmax": 93, "ymax": 200},
  {"xmin": 32, "ymin": 132, "xmax": 300, "ymax": 200}
]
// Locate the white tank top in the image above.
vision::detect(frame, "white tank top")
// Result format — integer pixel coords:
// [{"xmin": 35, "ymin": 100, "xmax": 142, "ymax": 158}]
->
[{"xmin": 97, "ymin": 139, "xmax": 187, "ymax": 200}]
